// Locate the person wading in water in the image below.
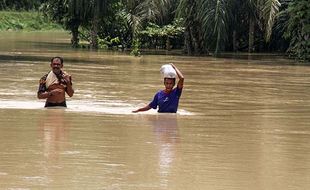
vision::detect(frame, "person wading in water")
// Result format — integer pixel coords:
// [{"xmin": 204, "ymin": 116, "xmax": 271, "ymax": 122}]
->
[
  {"xmin": 37, "ymin": 56, "xmax": 74, "ymax": 107},
  {"xmin": 132, "ymin": 63, "xmax": 184, "ymax": 113}
]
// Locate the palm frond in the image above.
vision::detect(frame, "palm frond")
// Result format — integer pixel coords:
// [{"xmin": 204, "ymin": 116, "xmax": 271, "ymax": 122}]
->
[
  {"xmin": 263, "ymin": 0, "xmax": 281, "ymax": 41},
  {"xmin": 198, "ymin": 0, "xmax": 229, "ymax": 54},
  {"xmin": 213, "ymin": 0, "xmax": 228, "ymax": 54}
]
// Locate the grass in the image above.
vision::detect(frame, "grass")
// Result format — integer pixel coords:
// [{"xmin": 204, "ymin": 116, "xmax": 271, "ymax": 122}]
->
[{"xmin": 0, "ymin": 11, "xmax": 63, "ymax": 31}]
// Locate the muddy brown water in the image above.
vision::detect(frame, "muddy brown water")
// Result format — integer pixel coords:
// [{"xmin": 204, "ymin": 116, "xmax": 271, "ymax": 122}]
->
[{"xmin": 0, "ymin": 31, "xmax": 310, "ymax": 190}]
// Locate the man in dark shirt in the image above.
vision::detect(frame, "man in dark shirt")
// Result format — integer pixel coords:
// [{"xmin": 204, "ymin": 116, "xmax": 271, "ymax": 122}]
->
[{"xmin": 37, "ymin": 57, "xmax": 74, "ymax": 107}]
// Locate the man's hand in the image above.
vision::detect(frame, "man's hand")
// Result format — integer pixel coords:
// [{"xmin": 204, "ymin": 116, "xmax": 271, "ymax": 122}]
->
[{"xmin": 63, "ymin": 74, "xmax": 72, "ymax": 85}]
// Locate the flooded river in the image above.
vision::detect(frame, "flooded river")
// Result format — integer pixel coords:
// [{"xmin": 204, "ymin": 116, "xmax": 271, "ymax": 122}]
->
[{"xmin": 0, "ymin": 31, "xmax": 310, "ymax": 190}]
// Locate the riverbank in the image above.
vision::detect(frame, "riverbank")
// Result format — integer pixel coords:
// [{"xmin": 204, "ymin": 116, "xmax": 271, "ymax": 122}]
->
[{"xmin": 0, "ymin": 11, "xmax": 62, "ymax": 31}]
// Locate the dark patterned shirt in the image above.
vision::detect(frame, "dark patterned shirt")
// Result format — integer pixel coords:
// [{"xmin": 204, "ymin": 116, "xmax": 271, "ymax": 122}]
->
[{"xmin": 37, "ymin": 73, "xmax": 48, "ymax": 94}]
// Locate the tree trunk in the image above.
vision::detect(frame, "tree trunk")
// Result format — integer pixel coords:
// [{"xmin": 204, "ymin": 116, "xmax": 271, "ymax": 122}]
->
[
  {"xmin": 189, "ymin": 26, "xmax": 199, "ymax": 54},
  {"xmin": 184, "ymin": 29, "xmax": 192, "ymax": 55},
  {"xmin": 166, "ymin": 36, "xmax": 171, "ymax": 51},
  {"xmin": 90, "ymin": 16, "xmax": 99, "ymax": 49},
  {"xmin": 233, "ymin": 30, "xmax": 237, "ymax": 52},
  {"xmin": 70, "ymin": 20, "xmax": 79, "ymax": 48},
  {"xmin": 248, "ymin": 17, "xmax": 255, "ymax": 53},
  {"xmin": 214, "ymin": 31, "xmax": 221, "ymax": 56},
  {"xmin": 198, "ymin": 27, "xmax": 207, "ymax": 54}
]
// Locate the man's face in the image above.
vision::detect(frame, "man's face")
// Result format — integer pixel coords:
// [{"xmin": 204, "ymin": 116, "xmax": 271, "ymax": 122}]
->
[
  {"xmin": 50, "ymin": 58, "xmax": 63, "ymax": 74},
  {"xmin": 164, "ymin": 78, "xmax": 175, "ymax": 91}
]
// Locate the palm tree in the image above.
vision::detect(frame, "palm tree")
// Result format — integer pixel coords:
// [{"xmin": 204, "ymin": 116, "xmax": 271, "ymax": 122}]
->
[
  {"xmin": 258, "ymin": 0, "xmax": 281, "ymax": 41},
  {"xmin": 177, "ymin": 0, "xmax": 200, "ymax": 54},
  {"xmin": 69, "ymin": 0, "xmax": 109, "ymax": 49},
  {"xmin": 42, "ymin": 0, "xmax": 110, "ymax": 48},
  {"xmin": 121, "ymin": 0, "xmax": 154, "ymax": 42},
  {"xmin": 152, "ymin": 0, "xmax": 177, "ymax": 25},
  {"xmin": 177, "ymin": 0, "xmax": 229, "ymax": 55},
  {"xmin": 202, "ymin": 0, "xmax": 229, "ymax": 55},
  {"xmin": 88, "ymin": 0, "xmax": 108, "ymax": 49},
  {"xmin": 42, "ymin": 0, "xmax": 82, "ymax": 47},
  {"xmin": 176, "ymin": 0, "xmax": 281, "ymax": 55},
  {"xmin": 246, "ymin": 0, "xmax": 281, "ymax": 52}
]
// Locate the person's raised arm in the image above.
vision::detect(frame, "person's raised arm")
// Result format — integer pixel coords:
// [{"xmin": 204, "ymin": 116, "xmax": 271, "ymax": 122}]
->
[
  {"xmin": 170, "ymin": 63, "xmax": 184, "ymax": 89},
  {"xmin": 66, "ymin": 83, "xmax": 74, "ymax": 97},
  {"xmin": 63, "ymin": 73, "xmax": 74, "ymax": 97}
]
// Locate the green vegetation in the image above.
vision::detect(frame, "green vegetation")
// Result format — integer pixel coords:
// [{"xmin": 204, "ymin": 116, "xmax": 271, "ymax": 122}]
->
[
  {"xmin": 0, "ymin": 11, "xmax": 62, "ymax": 31},
  {"xmin": 283, "ymin": 0, "xmax": 310, "ymax": 61},
  {"xmin": 0, "ymin": 0, "xmax": 309, "ymax": 61},
  {"xmin": 0, "ymin": 0, "xmax": 44, "ymax": 11},
  {"xmin": 139, "ymin": 20, "xmax": 185, "ymax": 50}
]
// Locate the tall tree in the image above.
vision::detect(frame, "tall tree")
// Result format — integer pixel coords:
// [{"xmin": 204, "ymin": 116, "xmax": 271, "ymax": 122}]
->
[
  {"xmin": 42, "ymin": 0, "xmax": 110, "ymax": 48},
  {"xmin": 41, "ymin": 0, "xmax": 82, "ymax": 47},
  {"xmin": 176, "ymin": 0, "xmax": 281, "ymax": 55},
  {"xmin": 177, "ymin": 0, "xmax": 229, "ymax": 55},
  {"xmin": 242, "ymin": 0, "xmax": 281, "ymax": 51},
  {"xmin": 82, "ymin": 0, "xmax": 108, "ymax": 49},
  {"xmin": 177, "ymin": 0, "xmax": 201, "ymax": 54},
  {"xmin": 66, "ymin": 0, "xmax": 109, "ymax": 49},
  {"xmin": 121, "ymin": 0, "xmax": 154, "ymax": 42}
]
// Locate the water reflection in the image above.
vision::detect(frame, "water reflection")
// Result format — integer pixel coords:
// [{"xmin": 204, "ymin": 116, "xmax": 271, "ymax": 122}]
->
[
  {"xmin": 38, "ymin": 108, "xmax": 70, "ymax": 161},
  {"xmin": 36, "ymin": 108, "xmax": 72, "ymax": 187},
  {"xmin": 144, "ymin": 114, "xmax": 179, "ymax": 186}
]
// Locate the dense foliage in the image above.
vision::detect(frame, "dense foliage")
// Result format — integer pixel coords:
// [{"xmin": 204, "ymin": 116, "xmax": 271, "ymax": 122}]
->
[
  {"xmin": 0, "ymin": 0, "xmax": 46, "ymax": 10},
  {"xmin": 0, "ymin": 11, "xmax": 62, "ymax": 31},
  {"xmin": 283, "ymin": 0, "xmax": 310, "ymax": 61},
  {"xmin": 0, "ymin": 0, "xmax": 309, "ymax": 61}
]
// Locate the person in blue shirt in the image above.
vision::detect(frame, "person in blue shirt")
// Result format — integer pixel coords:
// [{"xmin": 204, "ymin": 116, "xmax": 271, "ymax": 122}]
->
[{"xmin": 132, "ymin": 63, "xmax": 184, "ymax": 113}]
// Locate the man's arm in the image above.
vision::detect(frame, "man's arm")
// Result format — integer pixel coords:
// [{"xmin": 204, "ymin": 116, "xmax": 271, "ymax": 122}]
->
[
  {"xmin": 37, "ymin": 75, "xmax": 48, "ymax": 99},
  {"xmin": 66, "ymin": 82, "xmax": 74, "ymax": 97},
  {"xmin": 170, "ymin": 63, "xmax": 184, "ymax": 89},
  {"xmin": 64, "ymin": 74, "xmax": 74, "ymax": 97},
  {"xmin": 133, "ymin": 92, "xmax": 159, "ymax": 113},
  {"xmin": 38, "ymin": 89, "xmax": 64, "ymax": 99},
  {"xmin": 132, "ymin": 105, "xmax": 152, "ymax": 113},
  {"xmin": 37, "ymin": 91, "xmax": 51, "ymax": 99}
]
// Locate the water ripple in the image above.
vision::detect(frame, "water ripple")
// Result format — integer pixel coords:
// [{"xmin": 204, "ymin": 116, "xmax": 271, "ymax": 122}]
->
[{"xmin": 0, "ymin": 100, "xmax": 194, "ymax": 115}]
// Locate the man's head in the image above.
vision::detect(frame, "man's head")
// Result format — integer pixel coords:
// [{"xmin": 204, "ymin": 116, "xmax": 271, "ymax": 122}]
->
[
  {"xmin": 50, "ymin": 56, "xmax": 64, "ymax": 74},
  {"xmin": 164, "ymin": 78, "xmax": 175, "ymax": 92}
]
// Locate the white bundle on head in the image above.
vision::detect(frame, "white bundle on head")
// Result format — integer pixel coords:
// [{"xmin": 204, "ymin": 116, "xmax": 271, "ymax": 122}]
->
[{"xmin": 160, "ymin": 64, "xmax": 176, "ymax": 78}]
